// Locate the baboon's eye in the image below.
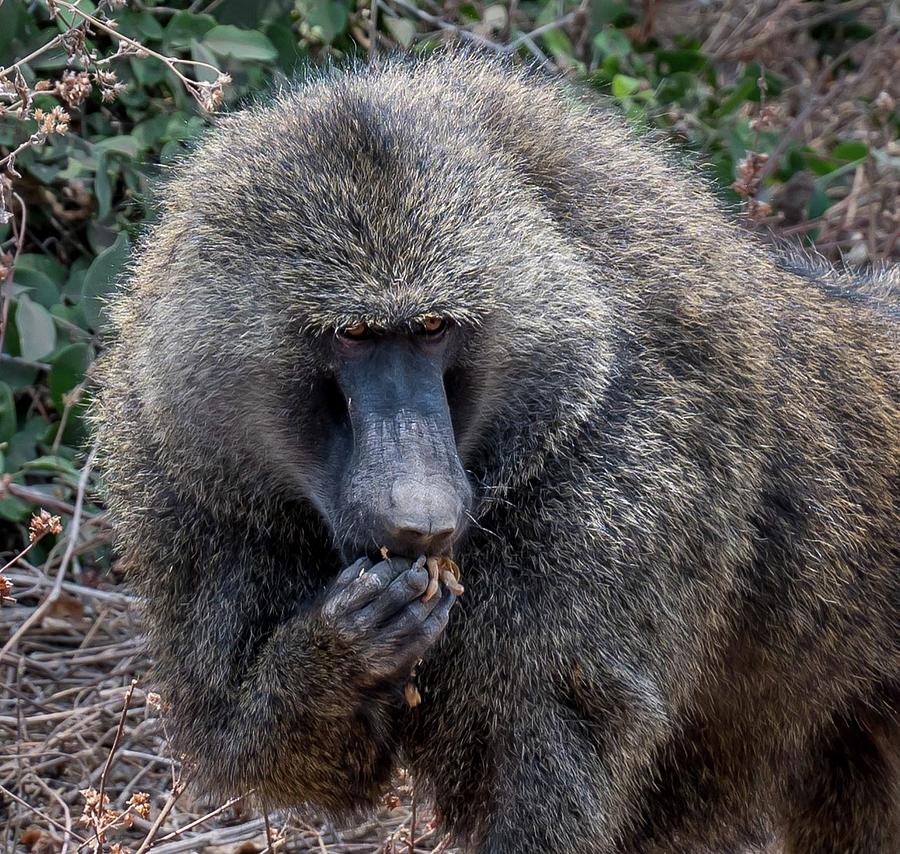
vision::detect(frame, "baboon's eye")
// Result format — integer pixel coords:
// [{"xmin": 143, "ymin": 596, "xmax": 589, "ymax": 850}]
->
[
  {"xmin": 417, "ymin": 315, "xmax": 448, "ymax": 337},
  {"xmin": 340, "ymin": 321, "xmax": 372, "ymax": 340}
]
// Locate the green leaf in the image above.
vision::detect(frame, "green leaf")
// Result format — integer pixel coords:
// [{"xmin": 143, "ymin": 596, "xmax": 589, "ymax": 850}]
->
[
  {"xmin": 190, "ymin": 38, "xmax": 220, "ymax": 83},
  {"xmin": 117, "ymin": 10, "xmax": 165, "ymax": 41},
  {"xmin": 0, "ymin": 3, "xmax": 31, "ymax": 69},
  {"xmin": 94, "ymin": 135, "xmax": 141, "ymax": 158},
  {"xmin": 593, "ymin": 28, "xmax": 632, "ymax": 59},
  {"xmin": 51, "ymin": 302, "xmax": 90, "ymax": 334},
  {"xmin": 655, "ymin": 72, "xmax": 698, "ymax": 104},
  {"xmin": 24, "ymin": 159, "xmax": 65, "ymax": 185},
  {"xmin": 14, "ymin": 254, "xmax": 66, "ymax": 284},
  {"xmin": 11, "ymin": 263, "xmax": 59, "ymax": 308},
  {"xmin": 48, "ymin": 343, "xmax": 92, "ymax": 411},
  {"xmin": 0, "ymin": 381, "xmax": 16, "ymax": 442},
  {"xmin": 384, "ymin": 16, "xmax": 416, "ymax": 48},
  {"xmin": 656, "ymin": 48, "xmax": 707, "ymax": 74},
  {"xmin": 742, "ymin": 63, "xmax": 785, "ymax": 100},
  {"xmin": 22, "ymin": 454, "xmax": 80, "ymax": 477},
  {"xmin": 203, "ymin": 25, "xmax": 277, "ymax": 61},
  {"xmin": 47, "ymin": 396, "xmax": 91, "ymax": 449},
  {"xmin": 159, "ymin": 140, "xmax": 186, "ymax": 166},
  {"xmin": 540, "ymin": 27, "xmax": 575, "ymax": 62},
  {"xmin": 0, "ymin": 359, "xmax": 38, "ymax": 391},
  {"xmin": 15, "ymin": 294, "xmax": 56, "ymax": 362},
  {"xmin": 5, "ymin": 417, "xmax": 47, "ymax": 473},
  {"xmin": 0, "ymin": 494, "xmax": 32, "ymax": 522},
  {"xmin": 266, "ymin": 17, "xmax": 309, "ymax": 74},
  {"xmin": 56, "ymin": 153, "xmax": 94, "ymax": 182},
  {"xmin": 37, "ymin": 437, "xmax": 76, "ymax": 463},
  {"xmin": 843, "ymin": 22, "xmax": 875, "ymax": 40},
  {"xmin": 0, "ymin": 281, "xmax": 30, "ymax": 300},
  {"xmin": 165, "ymin": 12, "xmax": 217, "ymax": 50},
  {"xmin": 169, "ymin": 114, "xmax": 207, "ymax": 142},
  {"xmin": 29, "ymin": 47, "xmax": 71, "ymax": 72},
  {"xmin": 831, "ymin": 140, "xmax": 867, "ymax": 162},
  {"xmin": 82, "ymin": 233, "xmax": 130, "ymax": 331},
  {"xmin": 305, "ymin": 1, "xmax": 349, "ymax": 44},
  {"xmin": 806, "ymin": 154, "xmax": 840, "ymax": 177},
  {"xmin": 612, "ymin": 74, "xmax": 641, "ymax": 98},
  {"xmin": 591, "ymin": 1, "xmax": 628, "ymax": 28},
  {"xmin": 130, "ymin": 55, "xmax": 167, "ymax": 88},
  {"xmin": 718, "ymin": 77, "xmax": 757, "ymax": 115},
  {"xmin": 783, "ymin": 146, "xmax": 807, "ymax": 177},
  {"xmin": 808, "ymin": 186, "xmax": 831, "ymax": 220},
  {"xmin": 94, "ymin": 154, "xmax": 113, "ymax": 220},
  {"xmin": 63, "ymin": 257, "xmax": 90, "ymax": 300},
  {"xmin": 53, "ymin": 0, "xmax": 96, "ymax": 31}
]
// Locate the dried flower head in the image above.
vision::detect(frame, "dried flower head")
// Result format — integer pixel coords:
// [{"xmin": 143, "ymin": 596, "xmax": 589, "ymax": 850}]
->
[
  {"xmin": 79, "ymin": 787, "xmax": 111, "ymax": 826},
  {"xmin": 0, "ymin": 574, "xmax": 13, "ymax": 604},
  {"xmin": 126, "ymin": 792, "xmax": 151, "ymax": 819},
  {"xmin": 732, "ymin": 151, "xmax": 769, "ymax": 200},
  {"xmin": 746, "ymin": 199, "xmax": 773, "ymax": 223},
  {"xmin": 750, "ymin": 103, "xmax": 779, "ymax": 132},
  {"xmin": 92, "ymin": 69, "xmax": 126, "ymax": 103},
  {"xmin": 29, "ymin": 509, "xmax": 63, "ymax": 542},
  {"xmin": 33, "ymin": 106, "xmax": 70, "ymax": 137},
  {"xmin": 874, "ymin": 90, "xmax": 896, "ymax": 117},
  {"xmin": 101, "ymin": 82, "xmax": 127, "ymax": 103},
  {"xmin": 61, "ymin": 27, "xmax": 87, "ymax": 63},
  {"xmin": 57, "ymin": 70, "xmax": 92, "ymax": 107},
  {"xmin": 193, "ymin": 74, "xmax": 230, "ymax": 111},
  {"xmin": 93, "ymin": 69, "xmax": 117, "ymax": 87}
]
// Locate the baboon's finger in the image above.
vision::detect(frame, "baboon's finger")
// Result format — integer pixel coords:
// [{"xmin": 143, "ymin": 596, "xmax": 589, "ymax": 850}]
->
[
  {"xmin": 332, "ymin": 556, "xmax": 373, "ymax": 592},
  {"xmin": 356, "ymin": 562, "xmax": 430, "ymax": 627}
]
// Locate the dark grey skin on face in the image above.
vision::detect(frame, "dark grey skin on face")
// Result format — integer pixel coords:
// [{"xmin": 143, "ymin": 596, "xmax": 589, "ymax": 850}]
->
[
  {"xmin": 289, "ymin": 314, "xmax": 474, "ymax": 717},
  {"xmin": 325, "ymin": 316, "xmax": 473, "ymax": 563}
]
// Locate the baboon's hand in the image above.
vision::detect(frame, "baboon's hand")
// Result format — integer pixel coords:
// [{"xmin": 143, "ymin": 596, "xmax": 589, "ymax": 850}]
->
[{"xmin": 318, "ymin": 556, "xmax": 456, "ymax": 687}]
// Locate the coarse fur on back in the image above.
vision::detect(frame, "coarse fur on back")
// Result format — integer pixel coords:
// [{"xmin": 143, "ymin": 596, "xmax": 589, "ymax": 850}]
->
[{"xmin": 93, "ymin": 50, "xmax": 899, "ymax": 853}]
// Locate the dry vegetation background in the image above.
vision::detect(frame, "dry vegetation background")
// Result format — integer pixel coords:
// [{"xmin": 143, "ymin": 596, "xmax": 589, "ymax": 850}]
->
[{"xmin": 0, "ymin": 1, "xmax": 898, "ymax": 852}]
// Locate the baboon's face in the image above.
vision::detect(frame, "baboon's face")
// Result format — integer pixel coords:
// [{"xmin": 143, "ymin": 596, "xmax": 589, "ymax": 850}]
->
[
  {"xmin": 303, "ymin": 313, "xmax": 474, "ymax": 563},
  {"xmin": 175, "ymin": 92, "xmax": 607, "ymax": 562}
]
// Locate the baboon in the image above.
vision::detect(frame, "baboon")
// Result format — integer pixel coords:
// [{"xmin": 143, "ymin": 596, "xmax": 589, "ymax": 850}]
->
[{"xmin": 92, "ymin": 53, "xmax": 899, "ymax": 853}]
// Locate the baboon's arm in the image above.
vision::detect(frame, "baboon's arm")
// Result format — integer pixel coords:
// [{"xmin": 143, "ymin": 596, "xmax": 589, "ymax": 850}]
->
[
  {"xmin": 142, "ymin": 545, "xmax": 455, "ymax": 815},
  {"xmin": 465, "ymin": 623, "xmax": 684, "ymax": 853}
]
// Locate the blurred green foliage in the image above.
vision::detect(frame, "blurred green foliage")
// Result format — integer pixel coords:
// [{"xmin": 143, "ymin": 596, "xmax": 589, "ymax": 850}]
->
[
  {"xmin": 0, "ymin": 0, "xmax": 894, "ymax": 546},
  {"xmin": 580, "ymin": 2, "xmax": 890, "ymax": 208}
]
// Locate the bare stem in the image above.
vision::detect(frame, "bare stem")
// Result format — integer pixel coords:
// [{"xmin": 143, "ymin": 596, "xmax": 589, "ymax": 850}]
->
[{"xmin": 51, "ymin": 0, "xmax": 227, "ymax": 110}]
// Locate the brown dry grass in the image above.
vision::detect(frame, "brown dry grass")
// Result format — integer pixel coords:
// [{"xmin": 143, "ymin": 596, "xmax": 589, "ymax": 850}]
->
[{"xmin": 1, "ymin": 574, "xmax": 451, "ymax": 853}]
